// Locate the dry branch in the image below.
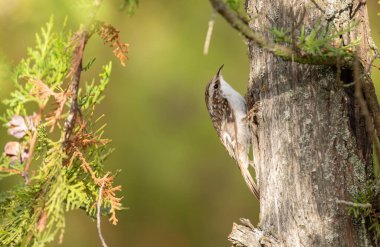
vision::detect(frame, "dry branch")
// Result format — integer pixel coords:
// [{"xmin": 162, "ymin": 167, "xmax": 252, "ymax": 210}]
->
[
  {"xmin": 64, "ymin": 31, "xmax": 88, "ymax": 146},
  {"xmin": 228, "ymin": 219, "xmax": 278, "ymax": 247},
  {"xmin": 97, "ymin": 179, "xmax": 109, "ymax": 247},
  {"xmin": 203, "ymin": 10, "xmax": 216, "ymax": 55},
  {"xmin": 23, "ymin": 107, "xmax": 44, "ymax": 183}
]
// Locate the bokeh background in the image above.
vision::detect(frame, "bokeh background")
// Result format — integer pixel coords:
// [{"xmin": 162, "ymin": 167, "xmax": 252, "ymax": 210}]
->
[{"xmin": 0, "ymin": 1, "xmax": 379, "ymax": 246}]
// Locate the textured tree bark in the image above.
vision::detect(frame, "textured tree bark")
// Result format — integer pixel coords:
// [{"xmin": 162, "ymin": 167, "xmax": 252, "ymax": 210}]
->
[{"xmin": 229, "ymin": 0, "xmax": 378, "ymax": 246}]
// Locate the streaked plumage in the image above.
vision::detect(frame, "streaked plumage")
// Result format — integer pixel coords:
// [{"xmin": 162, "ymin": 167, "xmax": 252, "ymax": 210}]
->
[{"xmin": 205, "ymin": 65, "xmax": 259, "ymax": 200}]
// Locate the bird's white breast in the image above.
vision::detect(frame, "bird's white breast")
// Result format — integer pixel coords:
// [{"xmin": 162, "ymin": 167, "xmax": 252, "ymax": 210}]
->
[{"xmin": 219, "ymin": 76, "xmax": 250, "ymax": 149}]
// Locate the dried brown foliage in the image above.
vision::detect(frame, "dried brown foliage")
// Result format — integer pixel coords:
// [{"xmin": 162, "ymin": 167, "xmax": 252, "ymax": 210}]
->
[
  {"xmin": 64, "ymin": 120, "xmax": 121, "ymax": 225},
  {"xmin": 96, "ymin": 23, "xmax": 129, "ymax": 66},
  {"xmin": 72, "ymin": 146, "xmax": 122, "ymax": 225},
  {"xmin": 29, "ymin": 78, "xmax": 70, "ymax": 132},
  {"xmin": 37, "ymin": 210, "xmax": 48, "ymax": 233}
]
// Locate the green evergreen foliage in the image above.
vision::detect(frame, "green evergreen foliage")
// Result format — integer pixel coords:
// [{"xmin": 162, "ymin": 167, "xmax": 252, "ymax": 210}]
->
[
  {"xmin": 347, "ymin": 182, "xmax": 380, "ymax": 240},
  {"xmin": 270, "ymin": 21, "xmax": 360, "ymax": 63},
  {"xmin": 0, "ymin": 18, "xmax": 122, "ymax": 246}
]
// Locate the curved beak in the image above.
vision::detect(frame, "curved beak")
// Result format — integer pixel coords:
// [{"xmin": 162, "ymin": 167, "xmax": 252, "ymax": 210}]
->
[{"xmin": 216, "ymin": 64, "xmax": 224, "ymax": 78}]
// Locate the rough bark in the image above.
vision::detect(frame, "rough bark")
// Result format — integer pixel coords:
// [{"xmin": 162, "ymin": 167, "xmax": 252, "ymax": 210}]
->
[{"xmin": 230, "ymin": 0, "xmax": 377, "ymax": 246}]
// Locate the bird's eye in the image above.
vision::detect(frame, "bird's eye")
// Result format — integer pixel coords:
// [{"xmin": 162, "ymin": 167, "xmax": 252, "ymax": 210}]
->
[{"xmin": 213, "ymin": 83, "xmax": 219, "ymax": 89}]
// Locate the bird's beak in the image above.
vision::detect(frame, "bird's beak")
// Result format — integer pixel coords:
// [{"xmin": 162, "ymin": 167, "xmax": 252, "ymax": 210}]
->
[{"xmin": 216, "ymin": 64, "xmax": 224, "ymax": 78}]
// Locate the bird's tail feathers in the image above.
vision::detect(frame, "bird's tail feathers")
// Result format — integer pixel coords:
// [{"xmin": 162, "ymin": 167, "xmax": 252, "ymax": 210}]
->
[{"xmin": 241, "ymin": 168, "xmax": 260, "ymax": 200}]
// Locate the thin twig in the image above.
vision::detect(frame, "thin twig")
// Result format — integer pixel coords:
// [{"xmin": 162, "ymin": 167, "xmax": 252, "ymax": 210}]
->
[
  {"xmin": 203, "ymin": 10, "xmax": 216, "ymax": 55},
  {"xmin": 23, "ymin": 106, "xmax": 44, "ymax": 184},
  {"xmin": 0, "ymin": 167, "xmax": 22, "ymax": 174},
  {"xmin": 97, "ymin": 179, "xmax": 108, "ymax": 247},
  {"xmin": 336, "ymin": 199, "xmax": 372, "ymax": 208}
]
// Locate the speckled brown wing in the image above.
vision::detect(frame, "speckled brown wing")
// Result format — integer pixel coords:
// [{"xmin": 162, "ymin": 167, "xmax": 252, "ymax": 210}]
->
[{"xmin": 207, "ymin": 94, "xmax": 238, "ymax": 162}]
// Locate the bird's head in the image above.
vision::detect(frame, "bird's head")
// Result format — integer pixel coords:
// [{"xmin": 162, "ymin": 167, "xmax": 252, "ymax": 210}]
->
[{"xmin": 205, "ymin": 64, "xmax": 225, "ymax": 107}]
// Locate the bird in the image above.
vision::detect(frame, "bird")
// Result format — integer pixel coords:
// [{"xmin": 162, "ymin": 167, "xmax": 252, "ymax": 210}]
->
[{"xmin": 205, "ymin": 65, "xmax": 259, "ymax": 200}]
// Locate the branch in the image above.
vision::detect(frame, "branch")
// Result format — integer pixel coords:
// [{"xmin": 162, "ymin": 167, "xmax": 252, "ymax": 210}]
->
[
  {"xmin": 203, "ymin": 9, "xmax": 216, "ymax": 55},
  {"xmin": 208, "ymin": 0, "xmax": 351, "ymax": 66},
  {"xmin": 23, "ymin": 107, "xmax": 44, "ymax": 184},
  {"xmin": 97, "ymin": 179, "xmax": 109, "ymax": 247},
  {"xmin": 336, "ymin": 199, "xmax": 372, "ymax": 208},
  {"xmin": 64, "ymin": 0, "xmax": 102, "ymax": 146},
  {"xmin": 64, "ymin": 31, "xmax": 88, "ymax": 146},
  {"xmin": 0, "ymin": 167, "xmax": 22, "ymax": 174},
  {"xmin": 208, "ymin": 0, "xmax": 289, "ymax": 54},
  {"xmin": 228, "ymin": 219, "xmax": 278, "ymax": 247}
]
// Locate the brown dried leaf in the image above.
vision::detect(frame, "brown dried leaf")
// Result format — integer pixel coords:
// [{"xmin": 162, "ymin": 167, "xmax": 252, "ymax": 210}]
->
[
  {"xmin": 37, "ymin": 210, "xmax": 48, "ymax": 233},
  {"xmin": 113, "ymin": 43, "xmax": 129, "ymax": 67},
  {"xmin": 45, "ymin": 90, "xmax": 70, "ymax": 132},
  {"xmin": 29, "ymin": 78, "xmax": 56, "ymax": 100},
  {"xmin": 96, "ymin": 22, "xmax": 129, "ymax": 66}
]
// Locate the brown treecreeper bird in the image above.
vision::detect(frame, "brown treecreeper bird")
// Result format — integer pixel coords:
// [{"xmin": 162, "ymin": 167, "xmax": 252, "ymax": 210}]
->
[{"xmin": 205, "ymin": 65, "xmax": 259, "ymax": 200}]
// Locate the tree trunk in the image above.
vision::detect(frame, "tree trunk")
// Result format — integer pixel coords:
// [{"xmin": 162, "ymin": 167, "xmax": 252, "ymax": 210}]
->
[{"xmin": 229, "ymin": 1, "xmax": 378, "ymax": 246}]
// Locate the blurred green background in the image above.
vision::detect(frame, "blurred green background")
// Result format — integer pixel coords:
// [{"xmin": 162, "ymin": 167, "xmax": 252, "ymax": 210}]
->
[{"xmin": 0, "ymin": 1, "xmax": 379, "ymax": 246}]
